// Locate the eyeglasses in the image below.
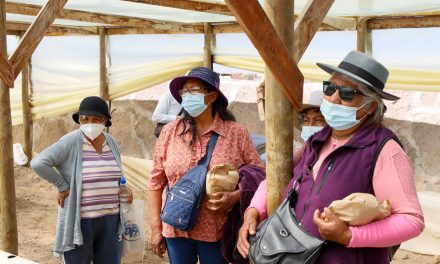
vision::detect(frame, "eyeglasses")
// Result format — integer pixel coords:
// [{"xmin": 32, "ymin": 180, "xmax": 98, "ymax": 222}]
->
[
  {"xmin": 322, "ymin": 81, "xmax": 363, "ymax": 102},
  {"xmin": 179, "ymin": 86, "xmax": 206, "ymax": 97}
]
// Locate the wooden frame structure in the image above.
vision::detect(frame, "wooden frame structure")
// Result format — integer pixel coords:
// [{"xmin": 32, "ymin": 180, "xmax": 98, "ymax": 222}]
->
[{"xmin": 0, "ymin": 0, "xmax": 439, "ymax": 255}]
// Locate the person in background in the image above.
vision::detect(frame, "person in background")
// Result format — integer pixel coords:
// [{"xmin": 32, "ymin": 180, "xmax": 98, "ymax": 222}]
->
[
  {"xmin": 299, "ymin": 90, "xmax": 327, "ymax": 141},
  {"xmin": 259, "ymin": 90, "xmax": 326, "ymax": 164},
  {"xmin": 152, "ymin": 90, "xmax": 183, "ymax": 138},
  {"xmin": 30, "ymin": 96, "xmax": 132, "ymax": 264},
  {"xmin": 237, "ymin": 51, "xmax": 424, "ymax": 264},
  {"xmin": 148, "ymin": 67, "xmax": 263, "ymax": 264}
]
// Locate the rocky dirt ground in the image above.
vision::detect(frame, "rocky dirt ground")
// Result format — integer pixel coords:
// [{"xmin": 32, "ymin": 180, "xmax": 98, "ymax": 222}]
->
[{"xmin": 1, "ymin": 166, "xmax": 438, "ymax": 264}]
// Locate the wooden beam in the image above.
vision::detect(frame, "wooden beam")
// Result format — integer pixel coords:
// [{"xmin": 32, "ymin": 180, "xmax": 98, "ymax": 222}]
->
[
  {"xmin": 0, "ymin": 52, "xmax": 13, "ymax": 88},
  {"xmin": 262, "ymin": 0, "xmax": 294, "ymax": 215},
  {"xmin": 212, "ymin": 23, "xmax": 242, "ymax": 34},
  {"xmin": 224, "ymin": 0, "xmax": 303, "ymax": 110},
  {"xmin": 357, "ymin": 18, "xmax": 372, "ymax": 55},
  {"xmin": 5, "ymin": 21, "xmax": 98, "ymax": 35},
  {"xmin": 9, "ymin": 0, "xmax": 69, "ymax": 80},
  {"xmin": 122, "ymin": 0, "xmax": 232, "ymax": 16},
  {"xmin": 322, "ymin": 16, "xmax": 356, "ymax": 30},
  {"xmin": 293, "ymin": 0, "xmax": 335, "ymax": 62},
  {"xmin": 21, "ymin": 60, "xmax": 32, "ymax": 160},
  {"xmin": 5, "ymin": 30, "xmax": 21, "ymax": 35},
  {"xmin": 0, "ymin": 0, "xmax": 18, "ymax": 255},
  {"xmin": 368, "ymin": 15, "xmax": 440, "ymax": 30},
  {"xmin": 203, "ymin": 23, "xmax": 212, "ymax": 69},
  {"xmin": 106, "ymin": 25, "xmax": 203, "ymax": 35},
  {"xmin": 99, "ymin": 27, "xmax": 109, "ymax": 101},
  {"xmin": 5, "ymin": 1, "xmax": 199, "ymax": 31}
]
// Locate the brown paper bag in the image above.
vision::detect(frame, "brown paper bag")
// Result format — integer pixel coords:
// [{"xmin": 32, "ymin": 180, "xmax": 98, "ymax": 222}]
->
[
  {"xmin": 329, "ymin": 193, "xmax": 391, "ymax": 226},
  {"xmin": 206, "ymin": 164, "xmax": 239, "ymax": 196}
]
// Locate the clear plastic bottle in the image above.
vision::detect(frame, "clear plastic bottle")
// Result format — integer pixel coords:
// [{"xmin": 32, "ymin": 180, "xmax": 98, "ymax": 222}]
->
[{"xmin": 119, "ymin": 177, "xmax": 129, "ymax": 203}]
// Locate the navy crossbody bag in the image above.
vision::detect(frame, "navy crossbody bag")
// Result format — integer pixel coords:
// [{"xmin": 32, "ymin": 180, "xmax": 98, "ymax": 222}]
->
[{"xmin": 160, "ymin": 133, "xmax": 219, "ymax": 231}]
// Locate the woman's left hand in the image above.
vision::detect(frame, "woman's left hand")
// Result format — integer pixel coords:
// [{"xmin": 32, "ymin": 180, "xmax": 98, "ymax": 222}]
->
[
  {"xmin": 206, "ymin": 191, "xmax": 239, "ymax": 213},
  {"xmin": 313, "ymin": 207, "xmax": 352, "ymax": 246},
  {"xmin": 127, "ymin": 188, "xmax": 134, "ymax": 204},
  {"xmin": 119, "ymin": 187, "xmax": 134, "ymax": 204}
]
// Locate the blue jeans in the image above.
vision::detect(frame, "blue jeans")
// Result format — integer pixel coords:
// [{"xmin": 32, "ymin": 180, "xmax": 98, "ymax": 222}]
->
[
  {"xmin": 165, "ymin": 237, "xmax": 227, "ymax": 264},
  {"xmin": 63, "ymin": 214, "xmax": 121, "ymax": 264}
]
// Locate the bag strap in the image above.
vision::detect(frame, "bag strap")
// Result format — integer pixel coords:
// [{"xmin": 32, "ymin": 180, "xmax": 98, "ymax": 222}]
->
[{"xmin": 197, "ymin": 133, "xmax": 219, "ymax": 167}]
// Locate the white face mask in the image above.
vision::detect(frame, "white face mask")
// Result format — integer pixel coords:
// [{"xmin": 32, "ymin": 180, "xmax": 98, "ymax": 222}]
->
[
  {"xmin": 80, "ymin": 123, "xmax": 105, "ymax": 140},
  {"xmin": 300, "ymin": 126, "xmax": 324, "ymax": 141}
]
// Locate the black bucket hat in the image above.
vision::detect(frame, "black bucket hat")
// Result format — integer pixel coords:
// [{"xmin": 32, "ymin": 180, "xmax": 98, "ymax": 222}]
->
[
  {"xmin": 317, "ymin": 50, "xmax": 399, "ymax": 101},
  {"xmin": 72, "ymin": 96, "xmax": 112, "ymax": 127},
  {"xmin": 169, "ymin": 67, "xmax": 228, "ymax": 106}
]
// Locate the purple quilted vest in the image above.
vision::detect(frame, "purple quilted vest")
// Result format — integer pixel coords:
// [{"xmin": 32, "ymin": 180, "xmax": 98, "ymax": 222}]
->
[{"xmin": 284, "ymin": 125, "xmax": 401, "ymax": 264}]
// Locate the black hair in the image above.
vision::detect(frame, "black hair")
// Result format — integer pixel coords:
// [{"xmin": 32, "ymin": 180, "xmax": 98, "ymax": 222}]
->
[{"xmin": 179, "ymin": 82, "xmax": 236, "ymax": 146}]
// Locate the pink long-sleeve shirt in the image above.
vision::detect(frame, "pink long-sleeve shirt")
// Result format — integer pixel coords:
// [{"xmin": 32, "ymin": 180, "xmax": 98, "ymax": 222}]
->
[{"xmin": 248, "ymin": 138, "xmax": 424, "ymax": 247}]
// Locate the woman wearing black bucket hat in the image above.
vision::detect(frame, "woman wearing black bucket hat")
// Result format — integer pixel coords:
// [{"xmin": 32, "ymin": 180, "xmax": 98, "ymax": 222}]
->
[
  {"xmin": 148, "ymin": 67, "xmax": 264, "ymax": 264},
  {"xmin": 237, "ymin": 51, "xmax": 424, "ymax": 264},
  {"xmin": 31, "ymin": 96, "xmax": 132, "ymax": 264}
]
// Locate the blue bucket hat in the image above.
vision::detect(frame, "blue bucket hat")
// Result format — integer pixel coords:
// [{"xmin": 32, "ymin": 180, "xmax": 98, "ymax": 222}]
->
[{"xmin": 169, "ymin": 67, "xmax": 228, "ymax": 106}]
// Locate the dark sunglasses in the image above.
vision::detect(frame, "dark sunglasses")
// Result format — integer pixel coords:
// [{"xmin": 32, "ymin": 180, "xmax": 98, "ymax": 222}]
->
[{"xmin": 322, "ymin": 81, "xmax": 363, "ymax": 102}]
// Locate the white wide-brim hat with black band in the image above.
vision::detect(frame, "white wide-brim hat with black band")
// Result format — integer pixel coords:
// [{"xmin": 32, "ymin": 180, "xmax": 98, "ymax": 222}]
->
[{"xmin": 317, "ymin": 50, "xmax": 399, "ymax": 101}]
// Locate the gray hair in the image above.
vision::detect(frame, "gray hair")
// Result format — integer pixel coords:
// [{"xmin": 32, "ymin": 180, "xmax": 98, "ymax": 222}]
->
[{"xmin": 332, "ymin": 73, "xmax": 385, "ymax": 127}]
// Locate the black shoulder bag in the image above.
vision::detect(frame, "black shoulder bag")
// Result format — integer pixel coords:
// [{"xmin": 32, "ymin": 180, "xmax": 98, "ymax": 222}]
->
[{"xmin": 249, "ymin": 176, "xmax": 326, "ymax": 264}]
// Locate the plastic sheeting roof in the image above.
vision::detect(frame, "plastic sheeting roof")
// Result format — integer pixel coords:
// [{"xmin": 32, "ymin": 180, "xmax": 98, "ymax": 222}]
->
[{"xmin": 5, "ymin": 0, "xmax": 440, "ymax": 26}]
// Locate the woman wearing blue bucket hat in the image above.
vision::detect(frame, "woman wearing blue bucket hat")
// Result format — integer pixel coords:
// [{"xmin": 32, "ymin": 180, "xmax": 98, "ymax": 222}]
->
[{"xmin": 148, "ymin": 67, "xmax": 264, "ymax": 264}]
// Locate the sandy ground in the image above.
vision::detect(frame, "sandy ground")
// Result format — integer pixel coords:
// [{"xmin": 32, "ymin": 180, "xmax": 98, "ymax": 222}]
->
[{"xmin": 2, "ymin": 166, "xmax": 438, "ymax": 264}]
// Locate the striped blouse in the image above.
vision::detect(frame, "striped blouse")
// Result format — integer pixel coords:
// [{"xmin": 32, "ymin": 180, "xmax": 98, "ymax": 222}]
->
[{"xmin": 80, "ymin": 138, "xmax": 121, "ymax": 219}]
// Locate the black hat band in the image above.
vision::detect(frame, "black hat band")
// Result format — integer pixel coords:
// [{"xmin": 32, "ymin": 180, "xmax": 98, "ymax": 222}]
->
[{"xmin": 339, "ymin": 61, "xmax": 385, "ymax": 90}]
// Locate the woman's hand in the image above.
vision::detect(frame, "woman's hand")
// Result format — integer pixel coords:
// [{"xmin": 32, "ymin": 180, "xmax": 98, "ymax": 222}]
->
[
  {"xmin": 57, "ymin": 189, "xmax": 70, "ymax": 208},
  {"xmin": 150, "ymin": 229, "xmax": 166, "ymax": 258},
  {"xmin": 313, "ymin": 207, "xmax": 352, "ymax": 246},
  {"xmin": 118, "ymin": 187, "xmax": 134, "ymax": 204},
  {"xmin": 206, "ymin": 190, "xmax": 239, "ymax": 213},
  {"xmin": 237, "ymin": 208, "xmax": 260, "ymax": 259}
]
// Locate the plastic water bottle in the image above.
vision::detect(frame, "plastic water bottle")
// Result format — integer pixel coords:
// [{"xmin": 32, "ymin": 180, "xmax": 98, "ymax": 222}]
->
[{"xmin": 119, "ymin": 177, "xmax": 129, "ymax": 203}]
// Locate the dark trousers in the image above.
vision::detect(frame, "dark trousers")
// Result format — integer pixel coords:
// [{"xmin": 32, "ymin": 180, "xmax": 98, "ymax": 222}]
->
[
  {"xmin": 63, "ymin": 214, "xmax": 121, "ymax": 264},
  {"xmin": 165, "ymin": 237, "xmax": 227, "ymax": 264}
]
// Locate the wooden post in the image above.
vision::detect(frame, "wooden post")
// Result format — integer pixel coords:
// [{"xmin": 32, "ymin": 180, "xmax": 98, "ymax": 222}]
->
[
  {"xmin": 0, "ymin": 0, "xmax": 19, "ymax": 254},
  {"xmin": 99, "ymin": 27, "xmax": 109, "ymax": 101},
  {"xmin": 357, "ymin": 18, "xmax": 372, "ymax": 55},
  {"xmin": 21, "ymin": 61, "xmax": 32, "ymax": 160},
  {"xmin": 224, "ymin": 0, "xmax": 303, "ymax": 109},
  {"xmin": 203, "ymin": 23, "xmax": 212, "ymax": 69},
  {"xmin": 291, "ymin": 0, "xmax": 335, "ymax": 129},
  {"xmin": 264, "ymin": 0, "xmax": 294, "ymax": 215}
]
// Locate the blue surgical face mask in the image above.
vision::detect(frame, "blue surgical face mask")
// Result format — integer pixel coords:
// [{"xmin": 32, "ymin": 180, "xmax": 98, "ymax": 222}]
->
[
  {"xmin": 181, "ymin": 93, "xmax": 208, "ymax": 117},
  {"xmin": 320, "ymin": 99, "xmax": 368, "ymax": 131},
  {"xmin": 300, "ymin": 126, "xmax": 324, "ymax": 141}
]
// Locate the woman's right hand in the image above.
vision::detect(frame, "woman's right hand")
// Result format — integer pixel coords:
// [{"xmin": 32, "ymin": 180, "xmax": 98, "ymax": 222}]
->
[
  {"xmin": 150, "ymin": 229, "xmax": 166, "ymax": 258},
  {"xmin": 57, "ymin": 189, "xmax": 70, "ymax": 208},
  {"xmin": 237, "ymin": 208, "xmax": 260, "ymax": 259}
]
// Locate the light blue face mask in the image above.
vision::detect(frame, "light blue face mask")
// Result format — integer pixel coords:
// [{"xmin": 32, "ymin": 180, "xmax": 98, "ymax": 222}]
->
[
  {"xmin": 181, "ymin": 93, "xmax": 208, "ymax": 117},
  {"xmin": 300, "ymin": 126, "xmax": 324, "ymax": 141},
  {"xmin": 320, "ymin": 99, "xmax": 368, "ymax": 131}
]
